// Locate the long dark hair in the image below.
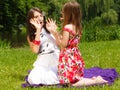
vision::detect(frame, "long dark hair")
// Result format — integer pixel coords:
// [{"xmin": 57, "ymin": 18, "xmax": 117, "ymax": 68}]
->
[{"xmin": 26, "ymin": 7, "xmax": 48, "ymax": 41}]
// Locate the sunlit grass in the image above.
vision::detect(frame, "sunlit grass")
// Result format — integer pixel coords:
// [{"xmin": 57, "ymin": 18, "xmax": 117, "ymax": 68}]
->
[
  {"xmin": 80, "ymin": 40, "xmax": 120, "ymax": 71},
  {"xmin": 0, "ymin": 40, "xmax": 120, "ymax": 90}
]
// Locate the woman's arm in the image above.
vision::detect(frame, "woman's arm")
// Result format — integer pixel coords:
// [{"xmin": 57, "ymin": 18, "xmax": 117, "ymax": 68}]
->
[
  {"xmin": 52, "ymin": 30, "xmax": 69, "ymax": 49},
  {"xmin": 27, "ymin": 35, "xmax": 40, "ymax": 54}
]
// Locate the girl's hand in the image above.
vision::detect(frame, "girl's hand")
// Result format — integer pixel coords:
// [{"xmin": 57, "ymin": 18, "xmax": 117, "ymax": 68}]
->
[
  {"xmin": 46, "ymin": 18, "xmax": 57, "ymax": 33},
  {"xmin": 30, "ymin": 18, "xmax": 43, "ymax": 31}
]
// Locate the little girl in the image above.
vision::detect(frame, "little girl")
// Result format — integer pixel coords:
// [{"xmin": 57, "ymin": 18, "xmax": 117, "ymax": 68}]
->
[{"xmin": 46, "ymin": 1, "xmax": 108, "ymax": 86}]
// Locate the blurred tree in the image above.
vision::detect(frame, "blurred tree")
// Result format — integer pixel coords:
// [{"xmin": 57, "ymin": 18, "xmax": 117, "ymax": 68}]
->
[
  {"xmin": 0, "ymin": 0, "xmax": 49, "ymax": 41},
  {"xmin": 112, "ymin": 0, "xmax": 120, "ymax": 23},
  {"xmin": 101, "ymin": 9, "xmax": 118, "ymax": 25},
  {"xmin": 77, "ymin": 0, "xmax": 114, "ymax": 20},
  {"xmin": 0, "ymin": 0, "xmax": 17, "ymax": 40},
  {"xmin": 0, "ymin": 0, "xmax": 120, "ymax": 45}
]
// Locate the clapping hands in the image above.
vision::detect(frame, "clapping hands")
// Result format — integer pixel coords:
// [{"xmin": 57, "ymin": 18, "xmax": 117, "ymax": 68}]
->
[{"xmin": 46, "ymin": 18, "xmax": 57, "ymax": 33}]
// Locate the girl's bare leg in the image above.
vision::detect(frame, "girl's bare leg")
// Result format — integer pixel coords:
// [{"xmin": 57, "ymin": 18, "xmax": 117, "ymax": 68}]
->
[{"xmin": 72, "ymin": 76, "xmax": 108, "ymax": 87}]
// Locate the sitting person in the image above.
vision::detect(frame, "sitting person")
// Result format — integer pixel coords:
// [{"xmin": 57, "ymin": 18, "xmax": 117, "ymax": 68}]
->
[
  {"xmin": 46, "ymin": 1, "xmax": 109, "ymax": 87},
  {"xmin": 25, "ymin": 7, "xmax": 60, "ymax": 86}
]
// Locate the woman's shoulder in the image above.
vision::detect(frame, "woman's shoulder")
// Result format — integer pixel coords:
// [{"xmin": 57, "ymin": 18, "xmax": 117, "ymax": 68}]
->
[
  {"xmin": 64, "ymin": 24, "xmax": 75, "ymax": 35},
  {"xmin": 64, "ymin": 24, "xmax": 73, "ymax": 30}
]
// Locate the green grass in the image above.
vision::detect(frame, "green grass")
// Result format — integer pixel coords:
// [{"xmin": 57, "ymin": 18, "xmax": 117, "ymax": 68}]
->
[{"xmin": 0, "ymin": 40, "xmax": 120, "ymax": 90}]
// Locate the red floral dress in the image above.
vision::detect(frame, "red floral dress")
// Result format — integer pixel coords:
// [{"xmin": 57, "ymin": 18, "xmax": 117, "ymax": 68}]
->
[{"xmin": 58, "ymin": 28, "xmax": 85, "ymax": 84}]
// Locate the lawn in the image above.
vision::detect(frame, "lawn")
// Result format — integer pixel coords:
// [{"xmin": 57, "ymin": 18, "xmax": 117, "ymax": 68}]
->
[{"xmin": 0, "ymin": 40, "xmax": 120, "ymax": 90}]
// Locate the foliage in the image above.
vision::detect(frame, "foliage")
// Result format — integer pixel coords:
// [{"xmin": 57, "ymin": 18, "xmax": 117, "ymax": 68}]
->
[
  {"xmin": 77, "ymin": 0, "xmax": 115, "ymax": 20},
  {"xmin": 101, "ymin": 9, "xmax": 118, "ymax": 25},
  {"xmin": 81, "ymin": 18, "xmax": 120, "ymax": 42},
  {"xmin": 0, "ymin": 0, "xmax": 120, "ymax": 46},
  {"xmin": 0, "ymin": 39, "xmax": 10, "ymax": 48},
  {"xmin": 112, "ymin": 0, "xmax": 120, "ymax": 22}
]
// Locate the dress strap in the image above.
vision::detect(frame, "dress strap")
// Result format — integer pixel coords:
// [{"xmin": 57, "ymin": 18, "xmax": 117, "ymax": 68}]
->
[{"xmin": 64, "ymin": 28, "xmax": 75, "ymax": 35}]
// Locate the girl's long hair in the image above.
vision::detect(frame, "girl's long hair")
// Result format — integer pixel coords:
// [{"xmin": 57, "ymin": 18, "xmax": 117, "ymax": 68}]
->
[{"xmin": 62, "ymin": 1, "xmax": 82, "ymax": 37}]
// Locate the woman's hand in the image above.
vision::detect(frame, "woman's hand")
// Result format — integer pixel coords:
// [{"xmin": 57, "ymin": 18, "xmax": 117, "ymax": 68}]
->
[
  {"xmin": 30, "ymin": 18, "xmax": 43, "ymax": 32},
  {"xmin": 46, "ymin": 18, "xmax": 57, "ymax": 33}
]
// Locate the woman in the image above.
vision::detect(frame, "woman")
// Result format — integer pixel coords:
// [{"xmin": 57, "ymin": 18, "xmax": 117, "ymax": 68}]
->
[{"xmin": 25, "ymin": 7, "xmax": 60, "ymax": 86}]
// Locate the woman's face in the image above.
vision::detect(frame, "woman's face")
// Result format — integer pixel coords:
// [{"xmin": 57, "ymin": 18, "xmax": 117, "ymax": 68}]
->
[{"xmin": 33, "ymin": 11, "xmax": 44, "ymax": 24}]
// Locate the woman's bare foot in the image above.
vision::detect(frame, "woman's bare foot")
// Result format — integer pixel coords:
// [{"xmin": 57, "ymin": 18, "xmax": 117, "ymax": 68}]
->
[
  {"xmin": 95, "ymin": 76, "xmax": 108, "ymax": 85},
  {"xmin": 72, "ymin": 76, "xmax": 108, "ymax": 87}
]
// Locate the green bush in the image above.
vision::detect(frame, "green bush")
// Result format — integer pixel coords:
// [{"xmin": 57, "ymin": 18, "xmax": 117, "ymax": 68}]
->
[
  {"xmin": 101, "ymin": 9, "xmax": 118, "ymax": 25},
  {"xmin": 0, "ymin": 39, "xmax": 10, "ymax": 48},
  {"xmin": 81, "ymin": 18, "xmax": 120, "ymax": 42}
]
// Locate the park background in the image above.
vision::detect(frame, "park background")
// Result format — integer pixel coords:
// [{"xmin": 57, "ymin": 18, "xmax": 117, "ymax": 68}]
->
[{"xmin": 0, "ymin": 0, "xmax": 120, "ymax": 90}]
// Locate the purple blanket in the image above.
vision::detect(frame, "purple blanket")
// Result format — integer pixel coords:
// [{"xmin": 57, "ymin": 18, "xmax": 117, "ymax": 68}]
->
[
  {"xmin": 22, "ymin": 67, "xmax": 119, "ymax": 87},
  {"xmin": 84, "ymin": 67, "xmax": 119, "ymax": 85}
]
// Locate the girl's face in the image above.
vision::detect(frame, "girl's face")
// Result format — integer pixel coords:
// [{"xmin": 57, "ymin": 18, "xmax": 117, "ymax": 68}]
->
[{"xmin": 33, "ymin": 11, "xmax": 44, "ymax": 24}]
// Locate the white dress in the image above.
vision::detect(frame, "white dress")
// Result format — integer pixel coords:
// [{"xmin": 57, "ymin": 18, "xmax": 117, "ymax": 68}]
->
[{"xmin": 27, "ymin": 28, "xmax": 60, "ymax": 85}]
